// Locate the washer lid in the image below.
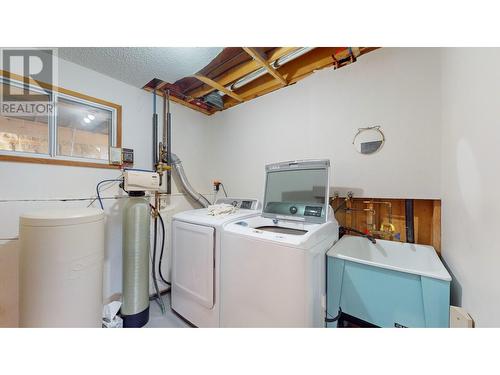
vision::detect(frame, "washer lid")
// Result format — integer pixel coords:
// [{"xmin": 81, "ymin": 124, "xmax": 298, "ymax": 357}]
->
[
  {"xmin": 263, "ymin": 159, "xmax": 330, "ymax": 224},
  {"xmin": 20, "ymin": 208, "xmax": 104, "ymax": 227}
]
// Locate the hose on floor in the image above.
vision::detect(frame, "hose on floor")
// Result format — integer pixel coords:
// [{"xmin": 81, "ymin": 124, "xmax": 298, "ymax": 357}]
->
[
  {"xmin": 157, "ymin": 212, "xmax": 171, "ymax": 286},
  {"xmin": 151, "ymin": 215, "xmax": 166, "ymax": 314}
]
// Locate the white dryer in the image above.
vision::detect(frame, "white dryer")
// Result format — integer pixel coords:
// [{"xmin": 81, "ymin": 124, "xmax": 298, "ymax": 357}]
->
[
  {"xmin": 220, "ymin": 160, "xmax": 339, "ymax": 327},
  {"xmin": 171, "ymin": 198, "xmax": 261, "ymax": 327}
]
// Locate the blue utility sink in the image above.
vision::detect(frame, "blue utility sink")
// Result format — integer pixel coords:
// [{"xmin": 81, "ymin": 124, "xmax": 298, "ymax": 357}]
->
[{"xmin": 327, "ymin": 235, "xmax": 451, "ymax": 328}]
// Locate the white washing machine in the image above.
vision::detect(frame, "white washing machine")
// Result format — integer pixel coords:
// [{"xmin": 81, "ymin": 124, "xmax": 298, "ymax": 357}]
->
[
  {"xmin": 171, "ymin": 197, "xmax": 261, "ymax": 327},
  {"xmin": 220, "ymin": 160, "xmax": 339, "ymax": 327}
]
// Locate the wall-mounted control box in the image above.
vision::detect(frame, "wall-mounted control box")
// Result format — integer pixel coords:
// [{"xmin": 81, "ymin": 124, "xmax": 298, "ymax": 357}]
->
[
  {"xmin": 124, "ymin": 170, "xmax": 160, "ymax": 191},
  {"xmin": 122, "ymin": 148, "xmax": 134, "ymax": 166},
  {"xmin": 109, "ymin": 147, "xmax": 122, "ymax": 165},
  {"xmin": 109, "ymin": 147, "xmax": 134, "ymax": 167}
]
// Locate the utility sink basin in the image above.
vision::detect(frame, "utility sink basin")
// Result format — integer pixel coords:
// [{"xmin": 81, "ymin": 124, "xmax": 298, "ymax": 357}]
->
[
  {"xmin": 331, "ymin": 235, "xmax": 451, "ymax": 281},
  {"xmin": 326, "ymin": 235, "xmax": 451, "ymax": 328}
]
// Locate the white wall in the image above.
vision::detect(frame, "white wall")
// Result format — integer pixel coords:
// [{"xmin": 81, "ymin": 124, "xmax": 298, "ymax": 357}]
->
[
  {"xmin": 207, "ymin": 48, "xmax": 442, "ymax": 200},
  {"xmin": 0, "ymin": 56, "xmax": 213, "ymax": 326},
  {"xmin": 440, "ymin": 48, "xmax": 500, "ymax": 327}
]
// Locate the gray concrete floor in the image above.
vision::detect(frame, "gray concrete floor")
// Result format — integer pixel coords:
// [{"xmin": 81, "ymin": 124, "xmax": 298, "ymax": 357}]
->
[{"xmin": 146, "ymin": 293, "xmax": 190, "ymax": 328}]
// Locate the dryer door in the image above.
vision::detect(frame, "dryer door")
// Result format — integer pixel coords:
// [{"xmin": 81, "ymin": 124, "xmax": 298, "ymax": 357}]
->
[{"xmin": 172, "ymin": 221, "xmax": 215, "ymax": 309}]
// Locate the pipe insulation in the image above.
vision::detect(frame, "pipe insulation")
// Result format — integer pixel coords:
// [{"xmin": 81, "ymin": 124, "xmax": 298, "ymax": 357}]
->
[
  {"xmin": 152, "ymin": 90, "xmax": 159, "ymax": 168},
  {"xmin": 165, "ymin": 90, "xmax": 172, "ymax": 194},
  {"xmin": 171, "ymin": 153, "xmax": 210, "ymax": 208}
]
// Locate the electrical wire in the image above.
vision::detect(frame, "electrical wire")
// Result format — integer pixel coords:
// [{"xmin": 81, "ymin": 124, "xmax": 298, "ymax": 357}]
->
[
  {"xmin": 220, "ymin": 183, "xmax": 228, "ymax": 198},
  {"xmin": 95, "ymin": 178, "xmax": 123, "ymax": 209},
  {"xmin": 87, "ymin": 177, "xmax": 123, "ymax": 207},
  {"xmin": 90, "ymin": 179, "xmax": 121, "ymax": 207}
]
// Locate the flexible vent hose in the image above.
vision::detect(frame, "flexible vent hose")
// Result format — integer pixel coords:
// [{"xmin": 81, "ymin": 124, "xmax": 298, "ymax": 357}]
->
[{"xmin": 171, "ymin": 153, "xmax": 210, "ymax": 208}]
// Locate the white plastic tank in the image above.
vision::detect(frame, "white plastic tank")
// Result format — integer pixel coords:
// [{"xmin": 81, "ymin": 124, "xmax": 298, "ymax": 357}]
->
[{"xmin": 19, "ymin": 208, "xmax": 105, "ymax": 327}]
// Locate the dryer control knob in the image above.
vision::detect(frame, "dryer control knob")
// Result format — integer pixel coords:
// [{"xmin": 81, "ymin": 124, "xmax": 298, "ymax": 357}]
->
[{"xmin": 290, "ymin": 206, "xmax": 298, "ymax": 214}]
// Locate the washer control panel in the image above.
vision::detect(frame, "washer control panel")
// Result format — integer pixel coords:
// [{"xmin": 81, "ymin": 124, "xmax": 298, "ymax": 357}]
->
[
  {"xmin": 214, "ymin": 198, "xmax": 260, "ymax": 210},
  {"xmin": 304, "ymin": 205, "xmax": 323, "ymax": 217},
  {"xmin": 265, "ymin": 202, "xmax": 323, "ymax": 218}
]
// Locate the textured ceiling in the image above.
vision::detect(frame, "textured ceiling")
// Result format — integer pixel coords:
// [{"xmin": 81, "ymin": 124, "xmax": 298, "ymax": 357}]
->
[{"xmin": 58, "ymin": 47, "xmax": 223, "ymax": 88}]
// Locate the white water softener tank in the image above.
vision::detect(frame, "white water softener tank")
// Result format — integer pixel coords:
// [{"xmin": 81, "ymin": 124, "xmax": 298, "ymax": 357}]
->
[
  {"xmin": 19, "ymin": 208, "xmax": 104, "ymax": 327},
  {"xmin": 121, "ymin": 191, "xmax": 151, "ymax": 327}
]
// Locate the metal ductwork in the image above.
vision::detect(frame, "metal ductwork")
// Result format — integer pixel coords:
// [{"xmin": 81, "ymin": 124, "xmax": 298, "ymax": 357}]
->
[{"xmin": 171, "ymin": 153, "xmax": 210, "ymax": 208}]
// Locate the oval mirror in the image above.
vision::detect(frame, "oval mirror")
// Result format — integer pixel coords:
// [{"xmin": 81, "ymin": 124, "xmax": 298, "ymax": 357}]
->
[{"xmin": 353, "ymin": 126, "xmax": 385, "ymax": 155}]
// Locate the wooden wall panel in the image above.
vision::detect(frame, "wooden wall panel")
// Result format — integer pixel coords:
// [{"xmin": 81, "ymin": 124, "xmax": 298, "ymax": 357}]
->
[{"xmin": 331, "ymin": 197, "xmax": 442, "ymax": 253}]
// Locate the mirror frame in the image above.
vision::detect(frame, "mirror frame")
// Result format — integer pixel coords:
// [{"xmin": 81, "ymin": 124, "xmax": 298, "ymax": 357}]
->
[{"xmin": 352, "ymin": 125, "xmax": 385, "ymax": 155}]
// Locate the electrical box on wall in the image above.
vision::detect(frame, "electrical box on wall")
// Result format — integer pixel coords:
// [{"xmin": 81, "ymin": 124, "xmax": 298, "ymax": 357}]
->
[
  {"xmin": 122, "ymin": 148, "xmax": 134, "ymax": 166},
  {"xmin": 109, "ymin": 147, "xmax": 134, "ymax": 167},
  {"xmin": 109, "ymin": 147, "xmax": 122, "ymax": 165}
]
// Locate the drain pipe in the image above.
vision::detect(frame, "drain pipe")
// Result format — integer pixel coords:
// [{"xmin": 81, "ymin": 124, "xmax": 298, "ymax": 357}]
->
[{"xmin": 170, "ymin": 153, "xmax": 210, "ymax": 208}]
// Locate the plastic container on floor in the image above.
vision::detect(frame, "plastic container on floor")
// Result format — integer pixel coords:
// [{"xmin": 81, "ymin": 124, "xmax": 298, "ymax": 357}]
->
[{"xmin": 19, "ymin": 208, "xmax": 105, "ymax": 327}]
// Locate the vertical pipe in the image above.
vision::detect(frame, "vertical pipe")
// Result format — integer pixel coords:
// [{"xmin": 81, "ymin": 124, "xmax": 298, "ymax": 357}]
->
[
  {"xmin": 162, "ymin": 91, "xmax": 167, "ymax": 145},
  {"xmin": 152, "ymin": 90, "xmax": 158, "ymax": 168},
  {"xmin": 405, "ymin": 199, "xmax": 415, "ymax": 243},
  {"xmin": 166, "ymin": 90, "xmax": 172, "ymax": 194}
]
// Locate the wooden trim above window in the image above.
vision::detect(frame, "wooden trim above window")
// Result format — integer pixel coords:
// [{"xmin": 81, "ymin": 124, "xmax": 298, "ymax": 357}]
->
[
  {"xmin": 0, "ymin": 154, "xmax": 121, "ymax": 169},
  {"xmin": 0, "ymin": 70, "xmax": 122, "ymax": 168}
]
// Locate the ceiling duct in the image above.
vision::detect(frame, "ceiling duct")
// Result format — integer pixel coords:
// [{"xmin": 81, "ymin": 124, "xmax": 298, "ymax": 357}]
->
[{"xmin": 203, "ymin": 91, "xmax": 224, "ymax": 110}]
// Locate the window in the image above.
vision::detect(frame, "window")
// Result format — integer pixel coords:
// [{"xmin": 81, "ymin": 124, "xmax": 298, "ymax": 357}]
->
[
  {"xmin": 0, "ymin": 72, "xmax": 121, "ymax": 168},
  {"xmin": 56, "ymin": 97, "xmax": 113, "ymax": 161},
  {"xmin": 0, "ymin": 81, "xmax": 50, "ymax": 154}
]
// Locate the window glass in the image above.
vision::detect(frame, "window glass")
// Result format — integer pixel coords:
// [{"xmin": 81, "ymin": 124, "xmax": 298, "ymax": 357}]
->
[
  {"xmin": 0, "ymin": 83, "xmax": 50, "ymax": 154},
  {"xmin": 56, "ymin": 97, "xmax": 112, "ymax": 160}
]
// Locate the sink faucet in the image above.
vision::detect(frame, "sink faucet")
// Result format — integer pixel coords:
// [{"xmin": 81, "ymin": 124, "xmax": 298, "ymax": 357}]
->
[
  {"xmin": 369, "ymin": 222, "xmax": 396, "ymax": 241},
  {"xmin": 340, "ymin": 226, "xmax": 376, "ymax": 244}
]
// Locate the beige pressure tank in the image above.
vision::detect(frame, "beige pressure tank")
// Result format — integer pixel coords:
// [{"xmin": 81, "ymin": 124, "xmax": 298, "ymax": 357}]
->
[{"xmin": 19, "ymin": 208, "xmax": 105, "ymax": 327}]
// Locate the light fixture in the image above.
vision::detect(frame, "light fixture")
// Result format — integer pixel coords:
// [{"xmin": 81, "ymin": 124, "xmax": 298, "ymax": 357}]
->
[
  {"xmin": 229, "ymin": 47, "xmax": 315, "ymax": 90},
  {"xmin": 87, "ymin": 114, "xmax": 95, "ymax": 120},
  {"xmin": 83, "ymin": 118, "xmax": 91, "ymax": 124}
]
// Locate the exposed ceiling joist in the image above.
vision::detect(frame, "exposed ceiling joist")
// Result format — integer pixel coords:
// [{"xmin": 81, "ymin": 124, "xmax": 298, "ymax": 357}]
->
[
  {"xmin": 193, "ymin": 74, "xmax": 244, "ymax": 102},
  {"xmin": 187, "ymin": 47, "xmax": 299, "ymax": 99},
  {"xmin": 223, "ymin": 47, "xmax": 377, "ymax": 110},
  {"xmin": 143, "ymin": 86, "xmax": 212, "ymax": 115},
  {"xmin": 154, "ymin": 81, "xmax": 169, "ymax": 90},
  {"xmin": 242, "ymin": 47, "xmax": 287, "ymax": 86},
  {"xmin": 142, "ymin": 47, "xmax": 378, "ymax": 115}
]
